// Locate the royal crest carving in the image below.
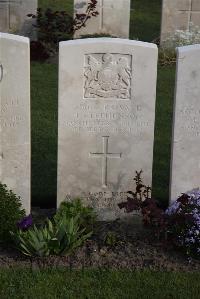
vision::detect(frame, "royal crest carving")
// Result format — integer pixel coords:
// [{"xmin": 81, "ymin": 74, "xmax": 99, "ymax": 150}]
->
[{"xmin": 84, "ymin": 53, "xmax": 132, "ymax": 99}]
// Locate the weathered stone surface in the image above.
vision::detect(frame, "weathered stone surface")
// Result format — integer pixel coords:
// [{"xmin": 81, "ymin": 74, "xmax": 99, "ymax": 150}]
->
[
  {"xmin": 57, "ymin": 38, "xmax": 158, "ymax": 220},
  {"xmin": 170, "ymin": 44, "xmax": 200, "ymax": 202},
  {"xmin": 0, "ymin": 33, "xmax": 30, "ymax": 213},
  {"xmin": 74, "ymin": 0, "xmax": 130, "ymax": 38},
  {"xmin": 161, "ymin": 0, "xmax": 200, "ymax": 45},
  {"xmin": 0, "ymin": 0, "xmax": 37, "ymax": 39}
]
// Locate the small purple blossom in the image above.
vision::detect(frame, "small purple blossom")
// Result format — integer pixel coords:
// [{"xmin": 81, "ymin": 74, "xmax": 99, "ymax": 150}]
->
[
  {"xmin": 165, "ymin": 200, "xmax": 180, "ymax": 215},
  {"xmin": 166, "ymin": 188, "xmax": 200, "ymax": 258},
  {"xmin": 17, "ymin": 214, "xmax": 33, "ymax": 231}
]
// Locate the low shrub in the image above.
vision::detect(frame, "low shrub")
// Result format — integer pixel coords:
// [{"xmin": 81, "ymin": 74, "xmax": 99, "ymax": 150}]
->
[
  {"xmin": 0, "ymin": 183, "xmax": 25, "ymax": 243},
  {"xmin": 119, "ymin": 171, "xmax": 200, "ymax": 259},
  {"xmin": 55, "ymin": 198, "xmax": 96, "ymax": 233},
  {"xmin": 166, "ymin": 189, "xmax": 200, "ymax": 258},
  {"xmin": 11, "ymin": 200, "xmax": 94, "ymax": 257},
  {"xmin": 29, "ymin": 0, "xmax": 98, "ymax": 60},
  {"xmin": 162, "ymin": 23, "xmax": 200, "ymax": 49},
  {"xmin": 118, "ymin": 170, "xmax": 165, "ymax": 235}
]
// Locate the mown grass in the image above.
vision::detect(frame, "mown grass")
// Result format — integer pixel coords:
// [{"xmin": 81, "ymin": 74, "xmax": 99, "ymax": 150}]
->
[
  {"xmin": 38, "ymin": 0, "xmax": 73, "ymax": 12},
  {"xmin": 131, "ymin": 0, "xmax": 162, "ymax": 41},
  {"xmin": 0, "ymin": 268, "xmax": 200, "ymax": 299}
]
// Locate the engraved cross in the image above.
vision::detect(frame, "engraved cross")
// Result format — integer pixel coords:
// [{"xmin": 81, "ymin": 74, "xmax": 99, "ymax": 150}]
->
[
  {"xmin": 90, "ymin": 136, "xmax": 122, "ymax": 188},
  {"xmin": 178, "ymin": 0, "xmax": 200, "ymax": 30},
  {"xmin": 99, "ymin": 0, "xmax": 108, "ymax": 30}
]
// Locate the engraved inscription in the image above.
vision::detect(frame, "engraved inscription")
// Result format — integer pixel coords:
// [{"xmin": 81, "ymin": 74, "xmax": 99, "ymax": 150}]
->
[
  {"xmin": 90, "ymin": 136, "xmax": 122, "ymax": 187},
  {"xmin": 178, "ymin": 106, "xmax": 200, "ymax": 137},
  {"xmin": 65, "ymin": 103, "xmax": 151, "ymax": 135},
  {"xmin": 0, "ymin": 98, "xmax": 25, "ymax": 129},
  {"xmin": 84, "ymin": 53, "xmax": 132, "ymax": 99}
]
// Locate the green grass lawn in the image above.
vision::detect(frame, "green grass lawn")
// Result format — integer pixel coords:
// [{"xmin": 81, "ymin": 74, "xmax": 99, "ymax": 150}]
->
[
  {"xmin": 0, "ymin": 268, "xmax": 200, "ymax": 299},
  {"xmin": 38, "ymin": 0, "xmax": 73, "ymax": 12},
  {"xmin": 131, "ymin": 0, "xmax": 162, "ymax": 41},
  {"xmin": 31, "ymin": 0, "xmax": 172, "ymax": 207}
]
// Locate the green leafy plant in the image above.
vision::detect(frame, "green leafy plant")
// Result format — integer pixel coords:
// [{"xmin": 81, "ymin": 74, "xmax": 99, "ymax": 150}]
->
[
  {"xmin": 104, "ymin": 231, "xmax": 118, "ymax": 247},
  {"xmin": 55, "ymin": 198, "xmax": 96, "ymax": 232},
  {"xmin": 0, "ymin": 183, "xmax": 25, "ymax": 243},
  {"xmin": 159, "ymin": 48, "xmax": 176, "ymax": 67},
  {"xmin": 29, "ymin": 0, "xmax": 98, "ymax": 60},
  {"xmin": 12, "ymin": 210, "xmax": 92, "ymax": 257}
]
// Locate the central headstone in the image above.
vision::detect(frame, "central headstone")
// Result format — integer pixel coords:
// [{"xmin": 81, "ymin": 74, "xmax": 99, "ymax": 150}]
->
[
  {"xmin": 74, "ymin": 0, "xmax": 130, "ymax": 38},
  {"xmin": 0, "ymin": 33, "xmax": 30, "ymax": 213},
  {"xmin": 57, "ymin": 38, "xmax": 158, "ymax": 220}
]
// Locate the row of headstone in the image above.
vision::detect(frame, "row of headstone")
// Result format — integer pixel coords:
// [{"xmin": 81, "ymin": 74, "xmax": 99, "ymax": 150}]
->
[
  {"xmin": 161, "ymin": 0, "xmax": 200, "ymax": 46},
  {"xmin": 0, "ymin": 0, "xmax": 130, "ymax": 40},
  {"xmin": 0, "ymin": 0, "xmax": 37, "ymax": 39},
  {"xmin": 1, "ymin": 32, "xmax": 200, "ymax": 219},
  {"xmin": 74, "ymin": 0, "xmax": 131, "ymax": 38},
  {"xmin": 75, "ymin": 0, "xmax": 200, "ymax": 47},
  {"xmin": 2, "ymin": 0, "xmax": 198, "ymax": 47}
]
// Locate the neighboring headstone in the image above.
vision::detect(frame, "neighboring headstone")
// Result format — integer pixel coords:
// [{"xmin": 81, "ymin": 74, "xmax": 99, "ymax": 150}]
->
[
  {"xmin": 161, "ymin": 0, "xmax": 200, "ymax": 46},
  {"xmin": 170, "ymin": 44, "xmax": 200, "ymax": 202},
  {"xmin": 0, "ymin": 0, "xmax": 37, "ymax": 39},
  {"xmin": 57, "ymin": 38, "xmax": 158, "ymax": 220},
  {"xmin": 0, "ymin": 33, "xmax": 30, "ymax": 213},
  {"xmin": 74, "ymin": 0, "xmax": 130, "ymax": 38}
]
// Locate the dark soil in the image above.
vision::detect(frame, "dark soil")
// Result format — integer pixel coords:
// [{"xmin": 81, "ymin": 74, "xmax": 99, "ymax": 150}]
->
[{"xmin": 1, "ymin": 209, "xmax": 200, "ymax": 271}]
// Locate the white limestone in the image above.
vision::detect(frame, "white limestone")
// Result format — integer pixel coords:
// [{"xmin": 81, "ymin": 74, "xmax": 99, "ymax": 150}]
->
[
  {"xmin": 161, "ymin": 0, "xmax": 200, "ymax": 46},
  {"xmin": 0, "ymin": 0, "xmax": 37, "ymax": 39},
  {"xmin": 74, "ymin": 0, "xmax": 130, "ymax": 38},
  {"xmin": 57, "ymin": 38, "xmax": 158, "ymax": 220},
  {"xmin": 170, "ymin": 44, "xmax": 200, "ymax": 202},
  {"xmin": 0, "ymin": 33, "xmax": 30, "ymax": 213}
]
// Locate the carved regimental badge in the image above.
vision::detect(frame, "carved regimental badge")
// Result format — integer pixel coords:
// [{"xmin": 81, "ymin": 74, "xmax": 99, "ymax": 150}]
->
[{"xmin": 84, "ymin": 53, "xmax": 132, "ymax": 99}]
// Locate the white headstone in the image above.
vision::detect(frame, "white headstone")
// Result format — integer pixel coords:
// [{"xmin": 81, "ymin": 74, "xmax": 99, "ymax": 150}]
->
[
  {"xmin": 74, "ymin": 0, "xmax": 130, "ymax": 38},
  {"xmin": 0, "ymin": 33, "xmax": 30, "ymax": 213},
  {"xmin": 0, "ymin": 0, "xmax": 37, "ymax": 39},
  {"xmin": 161, "ymin": 0, "xmax": 200, "ymax": 46},
  {"xmin": 170, "ymin": 44, "xmax": 200, "ymax": 201},
  {"xmin": 57, "ymin": 38, "xmax": 158, "ymax": 220}
]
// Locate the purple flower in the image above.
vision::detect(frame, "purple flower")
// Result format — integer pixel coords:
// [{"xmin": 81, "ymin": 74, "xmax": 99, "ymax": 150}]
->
[
  {"xmin": 17, "ymin": 215, "xmax": 33, "ymax": 231},
  {"xmin": 165, "ymin": 201, "xmax": 180, "ymax": 215}
]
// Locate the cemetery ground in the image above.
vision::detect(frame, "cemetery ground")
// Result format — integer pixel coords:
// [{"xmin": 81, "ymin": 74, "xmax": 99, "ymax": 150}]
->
[{"xmin": 1, "ymin": 0, "xmax": 200, "ymax": 298}]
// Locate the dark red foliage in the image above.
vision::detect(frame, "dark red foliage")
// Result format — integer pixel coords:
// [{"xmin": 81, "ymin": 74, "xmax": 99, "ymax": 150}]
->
[
  {"xmin": 30, "ymin": 41, "xmax": 50, "ymax": 61},
  {"xmin": 118, "ymin": 171, "xmax": 167, "ymax": 238},
  {"xmin": 177, "ymin": 193, "xmax": 190, "ymax": 205}
]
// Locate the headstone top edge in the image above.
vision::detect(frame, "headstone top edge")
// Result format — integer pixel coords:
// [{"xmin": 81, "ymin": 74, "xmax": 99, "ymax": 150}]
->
[
  {"xmin": 177, "ymin": 44, "xmax": 200, "ymax": 54},
  {"xmin": 60, "ymin": 38, "xmax": 158, "ymax": 50},
  {"xmin": 0, "ymin": 32, "xmax": 29, "ymax": 44}
]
